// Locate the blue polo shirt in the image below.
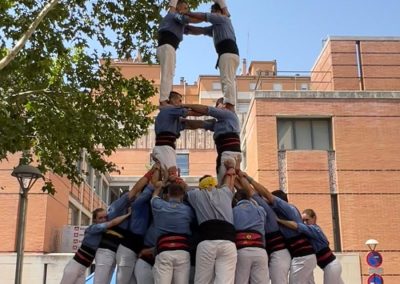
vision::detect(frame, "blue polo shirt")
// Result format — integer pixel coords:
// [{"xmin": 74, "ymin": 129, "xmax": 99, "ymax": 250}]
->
[
  {"xmin": 82, "ymin": 223, "xmax": 108, "ymax": 249},
  {"xmin": 233, "ymin": 199, "xmax": 266, "ymax": 237},
  {"xmin": 297, "ymin": 223, "xmax": 330, "ymax": 253},
  {"xmin": 151, "ymin": 196, "xmax": 194, "ymax": 239},
  {"xmin": 129, "ymin": 185, "xmax": 154, "ymax": 236},
  {"xmin": 203, "ymin": 13, "xmax": 236, "ymax": 46},
  {"xmin": 159, "ymin": 12, "xmax": 190, "ymax": 43},
  {"xmin": 155, "ymin": 106, "xmax": 188, "ymax": 137},
  {"xmin": 107, "ymin": 193, "xmax": 130, "ymax": 230},
  {"xmin": 144, "ymin": 222, "xmax": 157, "ymax": 247},
  {"xmin": 271, "ymin": 197, "xmax": 303, "ymax": 239},
  {"xmin": 186, "ymin": 186, "xmax": 234, "ymax": 225},
  {"xmin": 252, "ymin": 194, "xmax": 281, "ymax": 234},
  {"xmin": 205, "ymin": 107, "xmax": 240, "ymax": 139}
]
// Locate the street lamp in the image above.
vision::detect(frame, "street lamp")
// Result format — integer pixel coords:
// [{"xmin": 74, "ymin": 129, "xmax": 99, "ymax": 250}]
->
[
  {"xmin": 365, "ymin": 239, "xmax": 379, "ymax": 251},
  {"xmin": 11, "ymin": 164, "xmax": 43, "ymax": 284}
]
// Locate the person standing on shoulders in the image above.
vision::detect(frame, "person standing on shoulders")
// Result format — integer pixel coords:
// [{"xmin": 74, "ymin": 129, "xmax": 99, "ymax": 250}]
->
[
  {"xmin": 185, "ymin": 3, "xmax": 239, "ymax": 107},
  {"xmin": 183, "ymin": 99, "xmax": 241, "ymax": 186}
]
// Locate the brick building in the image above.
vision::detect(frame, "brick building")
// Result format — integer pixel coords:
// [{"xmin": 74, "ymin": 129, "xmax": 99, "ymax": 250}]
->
[{"xmin": 0, "ymin": 36, "xmax": 399, "ymax": 283}]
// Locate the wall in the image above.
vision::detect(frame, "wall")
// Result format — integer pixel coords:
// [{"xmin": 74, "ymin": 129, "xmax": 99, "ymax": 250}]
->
[{"xmin": 244, "ymin": 91, "xmax": 400, "ymax": 283}]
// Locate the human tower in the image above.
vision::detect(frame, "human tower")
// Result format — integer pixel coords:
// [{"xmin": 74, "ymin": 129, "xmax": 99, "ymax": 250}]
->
[{"xmin": 60, "ymin": 1, "xmax": 344, "ymax": 284}]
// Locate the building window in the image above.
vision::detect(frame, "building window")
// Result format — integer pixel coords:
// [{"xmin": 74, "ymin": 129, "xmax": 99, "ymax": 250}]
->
[
  {"xmin": 237, "ymin": 103, "xmax": 249, "ymax": 113},
  {"xmin": 95, "ymin": 174, "xmax": 101, "ymax": 196},
  {"xmin": 273, "ymin": 83, "xmax": 283, "ymax": 91},
  {"xmin": 249, "ymin": 82, "xmax": 256, "ymax": 90},
  {"xmin": 212, "ymin": 82, "xmax": 222, "ymax": 90},
  {"xmin": 68, "ymin": 203, "xmax": 79, "ymax": 225},
  {"xmin": 300, "ymin": 83, "xmax": 309, "ymax": 90},
  {"xmin": 277, "ymin": 118, "xmax": 332, "ymax": 150},
  {"xmin": 176, "ymin": 153, "xmax": 189, "ymax": 176},
  {"xmin": 102, "ymin": 181, "xmax": 109, "ymax": 204},
  {"xmin": 81, "ymin": 213, "xmax": 90, "ymax": 226}
]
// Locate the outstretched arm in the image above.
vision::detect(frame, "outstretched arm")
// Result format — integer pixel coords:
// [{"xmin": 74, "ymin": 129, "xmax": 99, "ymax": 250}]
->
[
  {"xmin": 277, "ymin": 218, "xmax": 298, "ymax": 231},
  {"xmin": 183, "ymin": 104, "xmax": 209, "ymax": 114},
  {"xmin": 106, "ymin": 209, "xmax": 131, "ymax": 229},
  {"xmin": 244, "ymin": 173, "xmax": 275, "ymax": 204},
  {"xmin": 183, "ymin": 119, "xmax": 206, "ymax": 130},
  {"xmin": 185, "ymin": 25, "xmax": 211, "ymax": 36},
  {"xmin": 185, "ymin": 12, "xmax": 207, "ymax": 22}
]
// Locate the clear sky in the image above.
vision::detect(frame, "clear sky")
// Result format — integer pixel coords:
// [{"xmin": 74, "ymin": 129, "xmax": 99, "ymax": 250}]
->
[{"xmin": 173, "ymin": 0, "xmax": 400, "ymax": 84}]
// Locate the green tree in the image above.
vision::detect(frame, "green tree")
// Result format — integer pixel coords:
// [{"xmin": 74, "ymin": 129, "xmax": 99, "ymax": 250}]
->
[{"xmin": 0, "ymin": 0, "xmax": 208, "ymax": 193}]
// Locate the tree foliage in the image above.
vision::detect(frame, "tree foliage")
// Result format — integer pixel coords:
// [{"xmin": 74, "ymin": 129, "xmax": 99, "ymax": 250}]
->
[{"xmin": 0, "ymin": 0, "xmax": 208, "ymax": 193}]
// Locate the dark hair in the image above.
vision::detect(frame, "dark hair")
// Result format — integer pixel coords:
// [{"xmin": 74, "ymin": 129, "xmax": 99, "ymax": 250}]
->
[
  {"xmin": 302, "ymin": 208, "xmax": 316, "ymax": 218},
  {"xmin": 199, "ymin": 174, "xmax": 212, "ymax": 183},
  {"xmin": 177, "ymin": 0, "xmax": 187, "ymax": 5},
  {"xmin": 271, "ymin": 190, "xmax": 288, "ymax": 202},
  {"xmin": 168, "ymin": 183, "xmax": 185, "ymax": 198},
  {"xmin": 211, "ymin": 3, "xmax": 222, "ymax": 13},
  {"xmin": 92, "ymin": 208, "xmax": 105, "ymax": 220},
  {"xmin": 215, "ymin": 97, "xmax": 224, "ymax": 107},
  {"xmin": 234, "ymin": 189, "xmax": 250, "ymax": 202},
  {"xmin": 169, "ymin": 91, "xmax": 182, "ymax": 101}
]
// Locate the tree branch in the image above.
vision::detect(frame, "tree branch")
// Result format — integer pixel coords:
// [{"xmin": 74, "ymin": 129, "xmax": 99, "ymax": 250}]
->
[{"xmin": 0, "ymin": 0, "xmax": 60, "ymax": 71}]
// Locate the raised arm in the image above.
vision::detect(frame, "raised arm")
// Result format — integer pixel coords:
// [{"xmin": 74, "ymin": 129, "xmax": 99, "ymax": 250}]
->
[
  {"xmin": 236, "ymin": 170, "xmax": 254, "ymax": 196},
  {"xmin": 168, "ymin": 0, "xmax": 178, "ymax": 13},
  {"xmin": 152, "ymin": 181, "xmax": 164, "ymax": 198},
  {"xmin": 221, "ymin": 158, "xmax": 236, "ymax": 192},
  {"xmin": 127, "ymin": 163, "xmax": 160, "ymax": 200},
  {"xmin": 245, "ymin": 173, "xmax": 275, "ymax": 204},
  {"xmin": 277, "ymin": 218, "xmax": 298, "ymax": 231},
  {"xmin": 214, "ymin": 0, "xmax": 230, "ymax": 16}
]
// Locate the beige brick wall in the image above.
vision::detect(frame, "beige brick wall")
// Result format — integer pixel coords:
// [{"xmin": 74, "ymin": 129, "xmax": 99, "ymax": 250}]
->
[{"xmin": 245, "ymin": 97, "xmax": 400, "ymax": 283}]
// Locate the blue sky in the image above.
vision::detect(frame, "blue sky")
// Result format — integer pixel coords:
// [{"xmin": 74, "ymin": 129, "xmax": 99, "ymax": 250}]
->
[{"xmin": 174, "ymin": 0, "xmax": 400, "ymax": 84}]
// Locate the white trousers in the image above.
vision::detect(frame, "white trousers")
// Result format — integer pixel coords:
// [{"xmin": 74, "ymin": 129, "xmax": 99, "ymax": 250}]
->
[
  {"xmin": 153, "ymin": 250, "xmax": 190, "ymax": 284},
  {"xmin": 217, "ymin": 151, "xmax": 242, "ymax": 186},
  {"xmin": 152, "ymin": 145, "xmax": 177, "ymax": 173},
  {"xmin": 289, "ymin": 254, "xmax": 317, "ymax": 284},
  {"xmin": 218, "ymin": 53, "xmax": 240, "ymax": 106},
  {"xmin": 116, "ymin": 244, "xmax": 138, "ymax": 284},
  {"xmin": 235, "ymin": 247, "xmax": 269, "ymax": 284},
  {"xmin": 157, "ymin": 44, "xmax": 176, "ymax": 103},
  {"xmin": 268, "ymin": 249, "xmax": 291, "ymax": 284},
  {"xmin": 135, "ymin": 258, "xmax": 154, "ymax": 284},
  {"xmin": 60, "ymin": 258, "xmax": 87, "ymax": 284},
  {"xmin": 323, "ymin": 258, "xmax": 344, "ymax": 284},
  {"xmin": 195, "ymin": 240, "xmax": 237, "ymax": 284},
  {"xmin": 94, "ymin": 248, "xmax": 116, "ymax": 284}
]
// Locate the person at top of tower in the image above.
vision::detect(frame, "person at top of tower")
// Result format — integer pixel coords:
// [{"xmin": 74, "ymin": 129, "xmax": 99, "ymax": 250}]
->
[
  {"xmin": 158, "ymin": 0, "xmax": 197, "ymax": 106},
  {"xmin": 184, "ymin": 2, "xmax": 239, "ymax": 107}
]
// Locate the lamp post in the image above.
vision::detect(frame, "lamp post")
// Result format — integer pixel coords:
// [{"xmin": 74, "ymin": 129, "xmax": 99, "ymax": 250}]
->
[{"xmin": 11, "ymin": 164, "xmax": 43, "ymax": 284}]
